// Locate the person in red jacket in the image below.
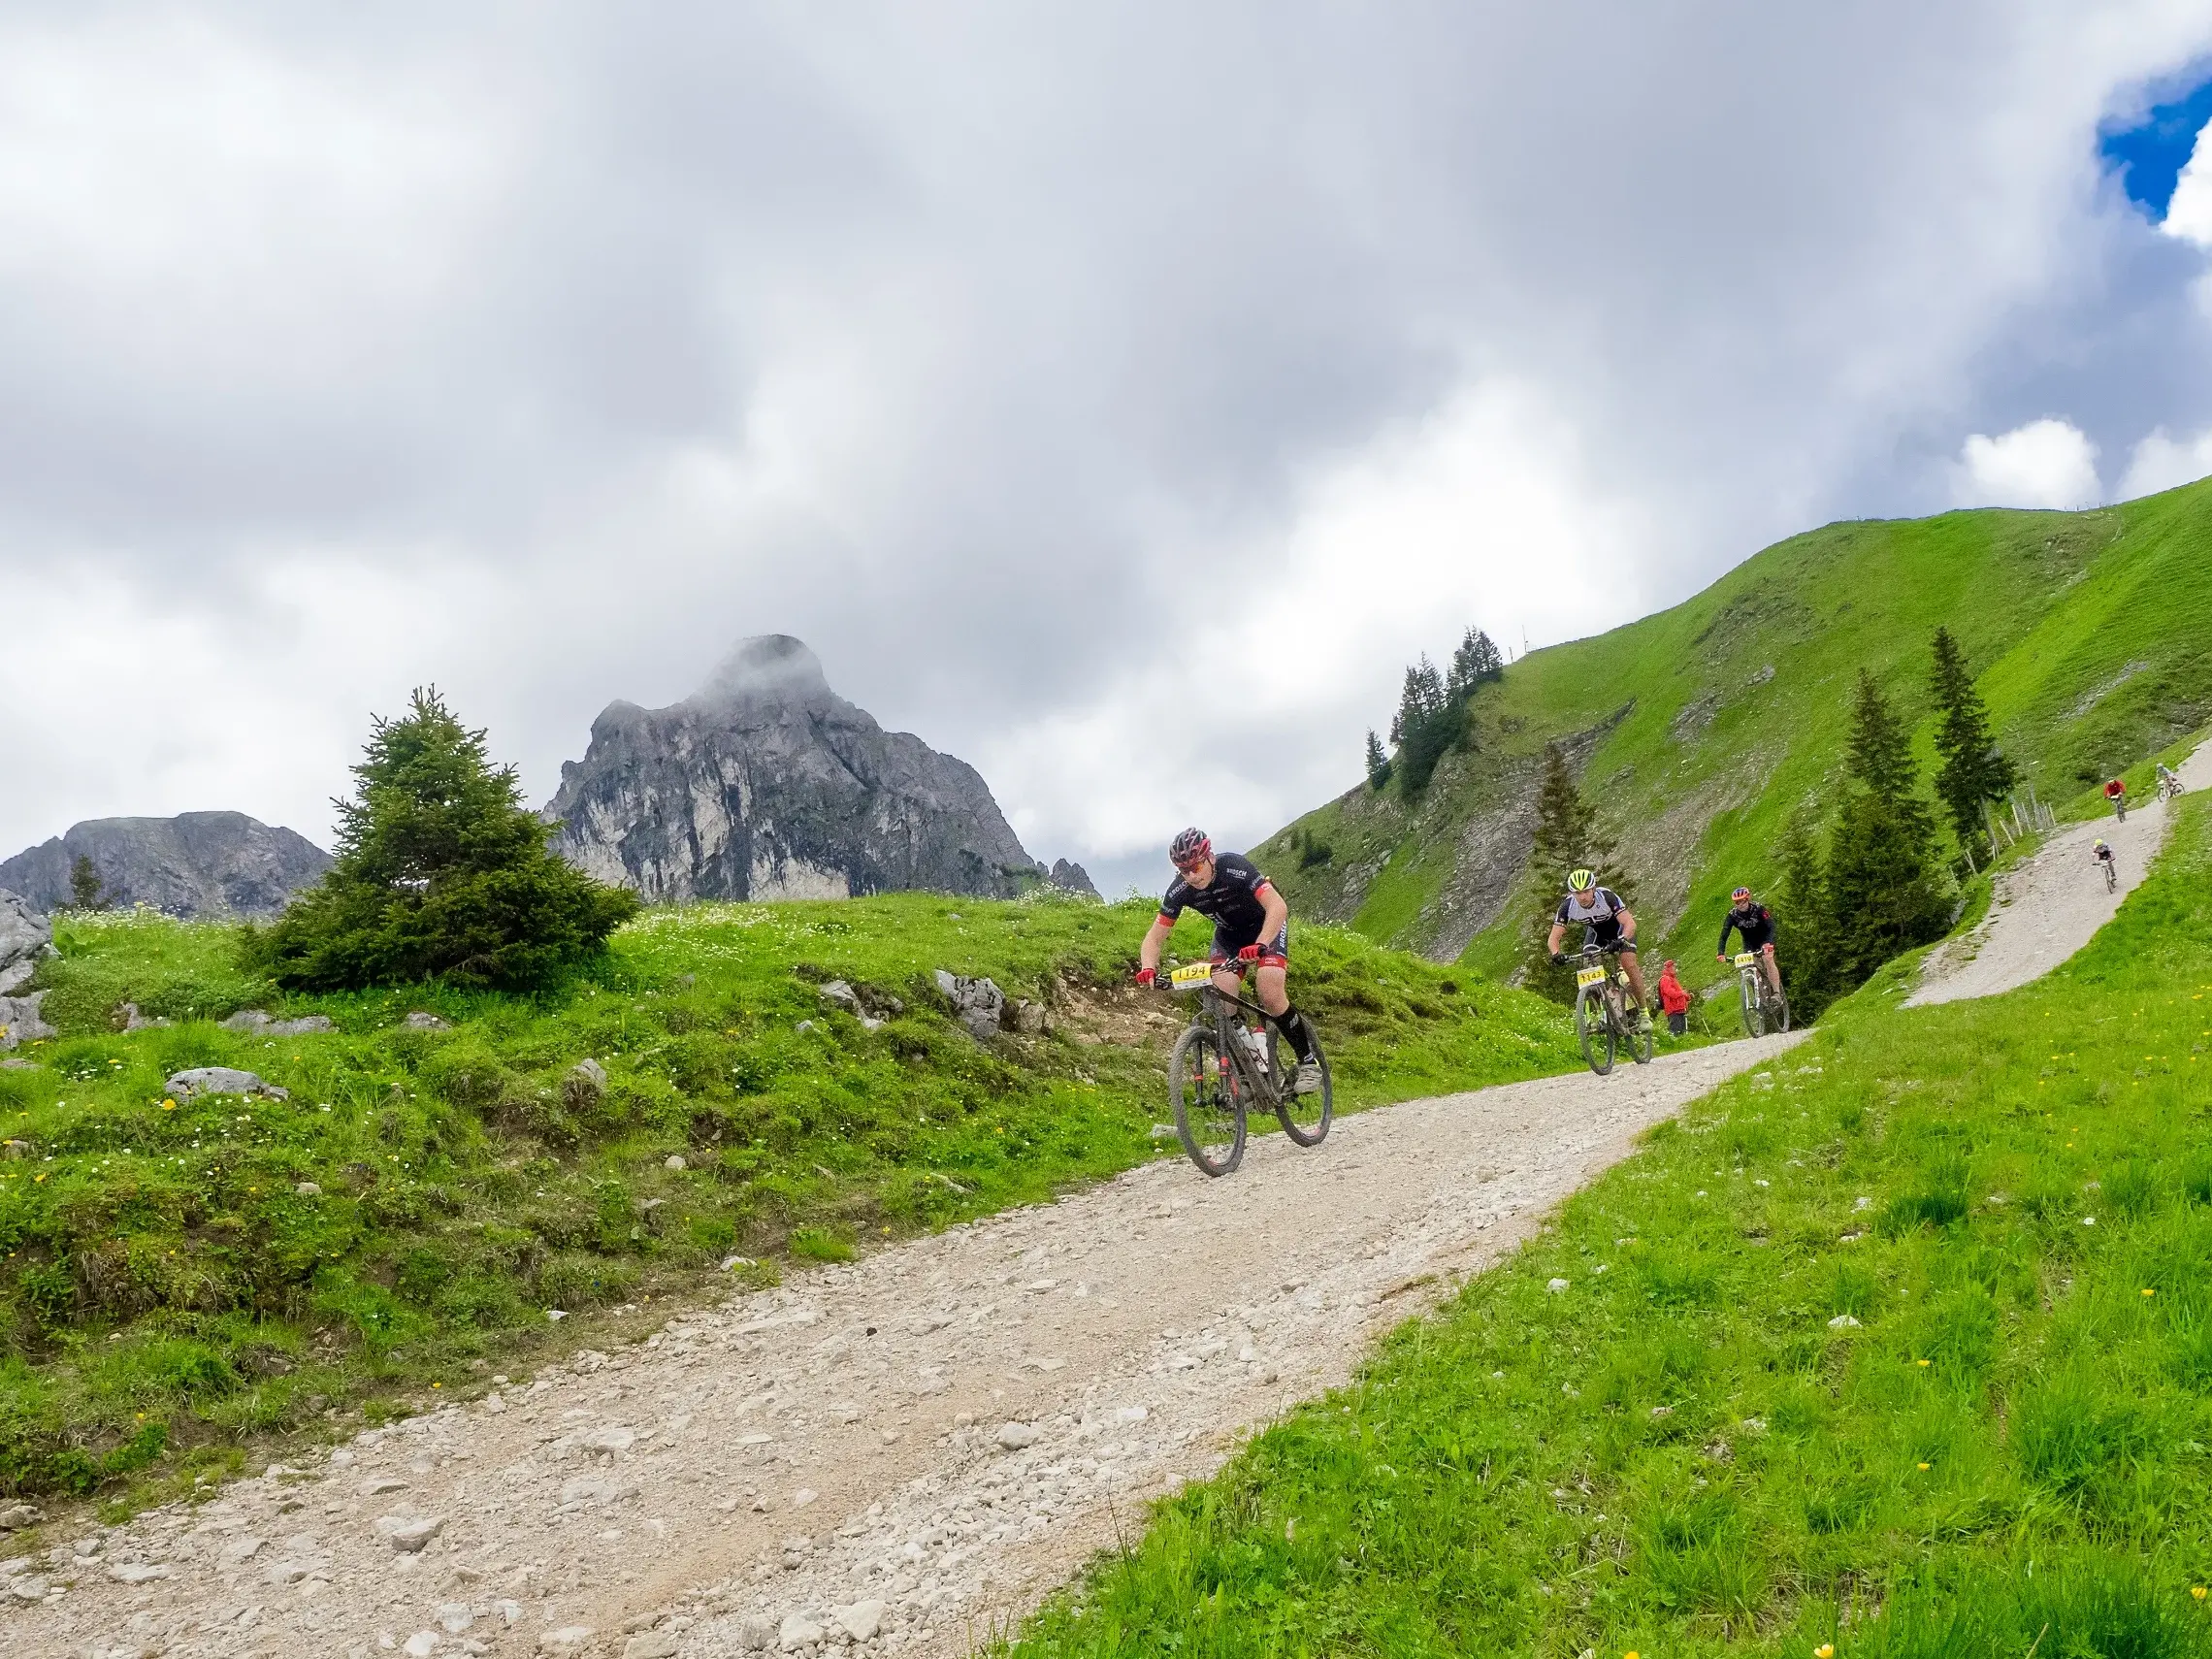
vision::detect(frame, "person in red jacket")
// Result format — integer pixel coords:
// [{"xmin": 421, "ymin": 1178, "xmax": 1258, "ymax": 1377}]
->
[
  {"xmin": 1657, "ymin": 960, "xmax": 1693, "ymax": 1036},
  {"xmin": 2104, "ymin": 777, "xmax": 2127, "ymax": 821}
]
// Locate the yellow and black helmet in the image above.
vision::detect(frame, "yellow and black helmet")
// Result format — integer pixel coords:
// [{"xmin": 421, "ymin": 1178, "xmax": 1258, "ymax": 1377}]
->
[{"xmin": 1567, "ymin": 867, "xmax": 1597, "ymax": 893}]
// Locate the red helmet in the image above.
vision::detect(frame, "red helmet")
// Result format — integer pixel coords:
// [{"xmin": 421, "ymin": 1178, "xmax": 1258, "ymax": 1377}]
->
[
  {"xmin": 1169, "ymin": 828, "xmax": 1212, "ymax": 870},
  {"xmin": 1731, "ymin": 886, "xmax": 1751, "ymax": 902}
]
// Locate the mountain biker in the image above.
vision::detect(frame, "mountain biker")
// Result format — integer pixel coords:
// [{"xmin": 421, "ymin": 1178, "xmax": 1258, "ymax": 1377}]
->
[
  {"xmin": 2158, "ymin": 762, "xmax": 2183, "ymax": 798},
  {"xmin": 2105, "ymin": 777, "xmax": 2127, "ymax": 819},
  {"xmin": 1545, "ymin": 869, "xmax": 1650, "ymax": 1029},
  {"xmin": 2093, "ymin": 837, "xmax": 2116, "ymax": 880},
  {"xmin": 1134, "ymin": 829, "xmax": 1322, "ymax": 1093},
  {"xmin": 1716, "ymin": 885, "xmax": 1783, "ymax": 1001}
]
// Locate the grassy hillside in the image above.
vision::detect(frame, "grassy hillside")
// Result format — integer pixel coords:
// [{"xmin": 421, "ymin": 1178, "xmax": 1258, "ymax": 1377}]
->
[
  {"xmin": 0, "ymin": 895, "xmax": 1587, "ymax": 1505},
  {"xmin": 1008, "ymin": 794, "xmax": 2212, "ymax": 1659},
  {"xmin": 1258, "ymin": 477, "xmax": 2212, "ymax": 984}
]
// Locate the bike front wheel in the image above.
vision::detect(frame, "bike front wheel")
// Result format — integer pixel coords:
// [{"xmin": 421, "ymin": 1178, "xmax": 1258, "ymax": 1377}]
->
[
  {"xmin": 1576, "ymin": 987, "xmax": 1616, "ymax": 1077},
  {"xmin": 1269, "ymin": 1024, "xmax": 1333, "ymax": 1147},
  {"xmin": 1740, "ymin": 971, "xmax": 1766, "ymax": 1039},
  {"xmin": 1772, "ymin": 987, "xmax": 1792, "ymax": 1033},
  {"xmin": 1622, "ymin": 986, "xmax": 1653, "ymax": 1064},
  {"xmin": 1170, "ymin": 1024, "xmax": 1246, "ymax": 1177}
]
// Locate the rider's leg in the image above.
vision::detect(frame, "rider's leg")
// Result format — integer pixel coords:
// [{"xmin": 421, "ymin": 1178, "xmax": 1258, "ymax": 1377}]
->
[
  {"xmin": 1619, "ymin": 946, "xmax": 1647, "ymax": 1005},
  {"xmin": 1761, "ymin": 944, "xmax": 1782, "ymax": 1000},
  {"xmin": 1253, "ymin": 964, "xmax": 1317, "ymax": 1061}
]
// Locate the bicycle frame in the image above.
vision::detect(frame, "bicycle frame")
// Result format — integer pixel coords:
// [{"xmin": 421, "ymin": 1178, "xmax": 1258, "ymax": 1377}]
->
[{"xmin": 1193, "ymin": 976, "xmax": 1285, "ymax": 1113}]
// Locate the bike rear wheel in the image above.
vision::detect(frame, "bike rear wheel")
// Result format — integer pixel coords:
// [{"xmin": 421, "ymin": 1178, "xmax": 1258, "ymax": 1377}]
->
[
  {"xmin": 2105, "ymin": 862, "xmax": 2118, "ymax": 894},
  {"xmin": 1269, "ymin": 1023, "xmax": 1332, "ymax": 1147},
  {"xmin": 1576, "ymin": 987, "xmax": 1615, "ymax": 1076},
  {"xmin": 1170, "ymin": 1024, "xmax": 1245, "ymax": 1177},
  {"xmin": 1740, "ymin": 971, "xmax": 1766, "ymax": 1039}
]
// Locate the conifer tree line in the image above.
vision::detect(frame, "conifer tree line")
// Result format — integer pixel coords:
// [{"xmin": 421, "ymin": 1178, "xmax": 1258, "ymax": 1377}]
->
[
  {"xmin": 1521, "ymin": 628, "xmax": 2018, "ymax": 1018},
  {"xmin": 1769, "ymin": 628, "xmax": 2015, "ymax": 1020},
  {"xmin": 1365, "ymin": 626, "xmax": 1506, "ymax": 797}
]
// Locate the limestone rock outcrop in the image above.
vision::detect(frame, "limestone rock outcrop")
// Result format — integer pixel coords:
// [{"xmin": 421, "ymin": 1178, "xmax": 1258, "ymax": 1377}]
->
[
  {"xmin": 0, "ymin": 813, "xmax": 331, "ymax": 919},
  {"xmin": 543, "ymin": 635, "xmax": 1052, "ymax": 902}
]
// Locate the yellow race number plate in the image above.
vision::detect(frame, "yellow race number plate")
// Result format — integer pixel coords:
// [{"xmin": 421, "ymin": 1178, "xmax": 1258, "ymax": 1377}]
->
[
  {"xmin": 1169, "ymin": 962, "xmax": 1215, "ymax": 991},
  {"xmin": 1576, "ymin": 965, "xmax": 1609, "ymax": 989},
  {"xmin": 1734, "ymin": 952, "xmax": 1758, "ymax": 967}
]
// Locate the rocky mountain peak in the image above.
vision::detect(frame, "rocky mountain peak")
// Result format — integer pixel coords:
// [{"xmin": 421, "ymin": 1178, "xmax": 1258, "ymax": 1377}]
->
[
  {"xmin": 546, "ymin": 635, "xmax": 1091, "ymax": 903},
  {"xmin": 695, "ymin": 634, "xmax": 833, "ymax": 709}
]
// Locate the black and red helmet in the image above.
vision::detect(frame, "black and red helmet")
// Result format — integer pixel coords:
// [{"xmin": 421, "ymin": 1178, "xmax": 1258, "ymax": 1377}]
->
[{"xmin": 1169, "ymin": 828, "xmax": 1212, "ymax": 870}]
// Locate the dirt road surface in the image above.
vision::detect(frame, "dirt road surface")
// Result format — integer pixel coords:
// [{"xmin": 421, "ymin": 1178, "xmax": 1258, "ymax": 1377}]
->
[
  {"xmin": 1, "ymin": 1035, "xmax": 1807, "ymax": 1659},
  {"xmin": 1908, "ymin": 741, "xmax": 2208, "ymax": 1007}
]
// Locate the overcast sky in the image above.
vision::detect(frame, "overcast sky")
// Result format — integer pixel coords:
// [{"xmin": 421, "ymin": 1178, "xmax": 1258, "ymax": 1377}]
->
[{"xmin": 8, "ymin": 4, "xmax": 2212, "ymax": 899}]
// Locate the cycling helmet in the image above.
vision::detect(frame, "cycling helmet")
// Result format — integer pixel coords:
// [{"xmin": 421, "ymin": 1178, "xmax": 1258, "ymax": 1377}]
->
[
  {"xmin": 2094, "ymin": 837, "xmax": 2107, "ymax": 849},
  {"xmin": 1567, "ymin": 867, "xmax": 1596, "ymax": 893},
  {"xmin": 1169, "ymin": 828, "xmax": 1212, "ymax": 870},
  {"xmin": 1731, "ymin": 886, "xmax": 1751, "ymax": 902}
]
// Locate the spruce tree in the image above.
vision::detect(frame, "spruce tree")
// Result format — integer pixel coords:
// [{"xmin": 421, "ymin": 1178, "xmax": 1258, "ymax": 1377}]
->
[
  {"xmin": 247, "ymin": 689, "xmax": 639, "ymax": 992},
  {"xmin": 1527, "ymin": 742, "xmax": 1620, "ymax": 998},
  {"xmin": 1825, "ymin": 671, "xmax": 1949, "ymax": 988},
  {"xmin": 1769, "ymin": 807, "xmax": 1831, "ymax": 1019},
  {"xmin": 1446, "ymin": 627, "xmax": 1506, "ymax": 700},
  {"xmin": 1928, "ymin": 626, "xmax": 2019, "ymax": 849},
  {"xmin": 1393, "ymin": 656, "xmax": 1457, "ymax": 796},
  {"xmin": 1364, "ymin": 730, "xmax": 1391, "ymax": 792},
  {"xmin": 68, "ymin": 855, "xmax": 106, "ymax": 912}
]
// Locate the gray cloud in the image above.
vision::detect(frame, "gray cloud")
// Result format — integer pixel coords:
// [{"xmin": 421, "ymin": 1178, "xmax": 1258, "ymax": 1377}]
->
[{"xmin": 6, "ymin": 2, "xmax": 2212, "ymax": 898}]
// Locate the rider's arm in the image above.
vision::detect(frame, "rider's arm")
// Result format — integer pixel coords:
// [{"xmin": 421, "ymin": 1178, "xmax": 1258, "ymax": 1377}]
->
[
  {"xmin": 1615, "ymin": 905, "xmax": 1636, "ymax": 942},
  {"xmin": 1254, "ymin": 881, "xmax": 1288, "ymax": 945},
  {"xmin": 1716, "ymin": 913, "xmax": 1736, "ymax": 957},
  {"xmin": 1546, "ymin": 922, "xmax": 1567, "ymax": 957},
  {"xmin": 1138, "ymin": 915, "xmax": 1174, "ymax": 972}
]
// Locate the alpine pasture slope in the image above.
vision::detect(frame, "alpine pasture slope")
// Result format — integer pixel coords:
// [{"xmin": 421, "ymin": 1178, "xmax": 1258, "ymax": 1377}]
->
[{"xmin": 1260, "ymin": 476, "xmax": 2212, "ymax": 976}]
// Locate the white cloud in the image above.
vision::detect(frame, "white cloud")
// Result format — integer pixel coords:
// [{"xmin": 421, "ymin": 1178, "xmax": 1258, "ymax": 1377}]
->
[
  {"xmin": 2162, "ymin": 115, "xmax": 2212, "ymax": 248},
  {"xmin": 1951, "ymin": 418, "xmax": 2102, "ymax": 509},
  {"xmin": 2120, "ymin": 424, "xmax": 2212, "ymax": 497}
]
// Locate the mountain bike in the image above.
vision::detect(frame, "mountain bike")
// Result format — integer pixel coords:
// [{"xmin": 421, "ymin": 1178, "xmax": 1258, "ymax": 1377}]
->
[
  {"xmin": 2110, "ymin": 791, "xmax": 2128, "ymax": 823},
  {"xmin": 2159, "ymin": 772, "xmax": 2186, "ymax": 803},
  {"xmin": 1569, "ymin": 940, "xmax": 1650, "ymax": 1077},
  {"xmin": 1733, "ymin": 949, "xmax": 1790, "ymax": 1038},
  {"xmin": 2097, "ymin": 852, "xmax": 2118, "ymax": 894},
  {"xmin": 1159, "ymin": 960, "xmax": 1332, "ymax": 1177}
]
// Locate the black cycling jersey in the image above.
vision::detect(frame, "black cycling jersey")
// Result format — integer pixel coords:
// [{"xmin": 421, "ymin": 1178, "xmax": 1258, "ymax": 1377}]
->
[
  {"xmin": 1160, "ymin": 852, "xmax": 1278, "ymax": 945},
  {"xmin": 1718, "ymin": 902, "xmax": 1775, "ymax": 955},
  {"xmin": 1555, "ymin": 887, "xmax": 1631, "ymax": 946}
]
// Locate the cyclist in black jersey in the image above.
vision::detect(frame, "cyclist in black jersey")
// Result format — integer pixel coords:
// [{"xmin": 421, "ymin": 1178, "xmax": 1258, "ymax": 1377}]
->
[
  {"xmin": 1545, "ymin": 869, "xmax": 1650, "ymax": 1029},
  {"xmin": 1134, "ymin": 828, "xmax": 1322, "ymax": 1093},
  {"xmin": 1716, "ymin": 885, "xmax": 1783, "ymax": 1001}
]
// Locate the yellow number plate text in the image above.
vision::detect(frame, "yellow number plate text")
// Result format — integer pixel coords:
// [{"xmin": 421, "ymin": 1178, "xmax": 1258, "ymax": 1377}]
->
[
  {"xmin": 1576, "ymin": 965, "xmax": 1609, "ymax": 989},
  {"xmin": 1734, "ymin": 952, "xmax": 1758, "ymax": 967},
  {"xmin": 1169, "ymin": 962, "xmax": 1215, "ymax": 991}
]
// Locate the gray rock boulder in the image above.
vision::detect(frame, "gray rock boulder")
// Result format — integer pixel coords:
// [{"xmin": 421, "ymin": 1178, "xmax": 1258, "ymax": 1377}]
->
[
  {"xmin": 543, "ymin": 635, "xmax": 1050, "ymax": 902},
  {"xmin": 220, "ymin": 1010, "xmax": 337, "ymax": 1037},
  {"xmin": 0, "ymin": 813, "xmax": 331, "ymax": 919},
  {"xmin": 933, "ymin": 969, "xmax": 1006, "ymax": 1040},
  {"xmin": 0, "ymin": 994, "xmax": 53, "ymax": 1051},
  {"xmin": 165, "ymin": 1067, "xmax": 289, "ymax": 1100},
  {"xmin": 0, "ymin": 891, "xmax": 51, "ymax": 996}
]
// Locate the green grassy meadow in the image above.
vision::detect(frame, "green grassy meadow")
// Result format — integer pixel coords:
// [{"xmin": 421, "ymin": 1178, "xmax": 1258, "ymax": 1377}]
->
[
  {"xmin": 1007, "ymin": 796, "xmax": 2212, "ymax": 1658},
  {"xmin": 1260, "ymin": 478, "xmax": 2212, "ymax": 983},
  {"xmin": 0, "ymin": 894, "xmax": 1590, "ymax": 1506}
]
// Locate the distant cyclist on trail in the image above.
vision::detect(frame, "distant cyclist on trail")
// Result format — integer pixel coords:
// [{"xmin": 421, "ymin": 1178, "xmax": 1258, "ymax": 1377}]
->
[
  {"xmin": 2158, "ymin": 762, "xmax": 2184, "ymax": 799},
  {"xmin": 2105, "ymin": 777, "xmax": 2128, "ymax": 821},
  {"xmin": 1716, "ymin": 885, "xmax": 1784, "ymax": 1002},
  {"xmin": 1134, "ymin": 829, "xmax": 1323, "ymax": 1094},
  {"xmin": 2094, "ymin": 837, "xmax": 2117, "ymax": 884},
  {"xmin": 1546, "ymin": 869, "xmax": 1650, "ymax": 1031}
]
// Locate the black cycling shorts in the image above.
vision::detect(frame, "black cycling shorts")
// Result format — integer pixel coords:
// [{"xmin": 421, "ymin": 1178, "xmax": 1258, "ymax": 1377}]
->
[
  {"xmin": 1582, "ymin": 921, "xmax": 1635, "ymax": 953},
  {"xmin": 1211, "ymin": 921, "xmax": 1289, "ymax": 966}
]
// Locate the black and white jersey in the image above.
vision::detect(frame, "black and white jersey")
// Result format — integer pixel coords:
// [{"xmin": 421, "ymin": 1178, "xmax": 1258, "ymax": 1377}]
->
[{"xmin": 1555, "ymin": 887, "xmax": 1629, "ymax": 942}]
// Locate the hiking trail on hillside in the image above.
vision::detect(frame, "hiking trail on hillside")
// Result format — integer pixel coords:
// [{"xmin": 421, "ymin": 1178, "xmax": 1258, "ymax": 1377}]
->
[
  {"xmin": 3, "ymin": 1035, "xmax": 1806, "ymax": 1659},
  {"xmin": 1907, "ymin": 741, "xmax": 2209, "ymax": 1007}
]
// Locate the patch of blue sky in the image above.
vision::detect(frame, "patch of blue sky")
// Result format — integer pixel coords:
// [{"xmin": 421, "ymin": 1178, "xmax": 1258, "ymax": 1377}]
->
[{"xmin": 2100, "ymin": 67, "xmax": 2212, "ymax": 220}]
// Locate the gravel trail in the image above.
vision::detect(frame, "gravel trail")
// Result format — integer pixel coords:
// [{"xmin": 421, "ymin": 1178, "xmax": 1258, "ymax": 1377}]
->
[
  {"xmin": 0, "ymin": 1035, "xmax": 1806, "ymax": 1659},
  {"xmin": 1907, "ymin": 741, "xmax": 2208, "ymax": 1007}
]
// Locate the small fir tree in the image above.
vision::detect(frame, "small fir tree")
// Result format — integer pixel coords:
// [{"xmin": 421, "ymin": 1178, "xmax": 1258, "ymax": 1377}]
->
[
  {"xmin": 1825, "ymin": 670, "xmax": 1949, "ymax": 989},
  {"xmin": 1769, "ymin": 806, "xmax": 1832, "ymax": 1019},
  {"xmin": 68, "ymin": 854, "xmax": 106, "ymax": 911},
  {"xmin": 1527, "ymin": 742, "xmax": 1621, "ymax": 999},
  {"xmin": 1364, "ymin": 730, "xmax": 1392, "ymax": 791},
  {"xmin": 1392, "ymin": 656, "xmax": 1458, "ymax": 796},
  {"xmin": 246, "ymin": 689, "xmax": 639, "ymax": 992},
  {"xmin": 1928, "ymin": 626, "xmax": 2019, "ymax": 849},
  {"xmin": 1446, "ymin": 627, "xmax": 1506, "ymax": 700}
]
